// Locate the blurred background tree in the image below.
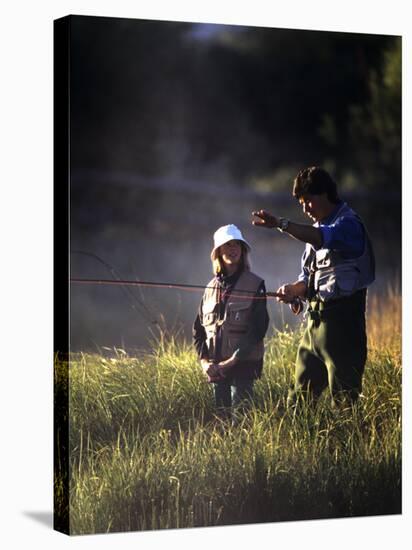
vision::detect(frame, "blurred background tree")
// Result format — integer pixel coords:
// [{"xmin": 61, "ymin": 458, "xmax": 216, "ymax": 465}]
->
[
  {"xmin": 347, "ymin": 39, "xmax": 401, "ymax": 191},
  {"xmin": 68, "ymin": 17, "xmax": 402, "ymax": 350},
  {"xmin": 71, "ymin": 19, "xmax": 400, "ymax": 194}
]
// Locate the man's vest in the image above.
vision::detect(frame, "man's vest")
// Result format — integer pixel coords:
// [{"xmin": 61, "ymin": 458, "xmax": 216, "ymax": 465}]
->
[
  {"xmin": 303, "ymin": 202, "xmax": 375, "ymax": 302},
  {"xmin": 201, "ymin": 271, "xmax": 264, "ymax": 361}
]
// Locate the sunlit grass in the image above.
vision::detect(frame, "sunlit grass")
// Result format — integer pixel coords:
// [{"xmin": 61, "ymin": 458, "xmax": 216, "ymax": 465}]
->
[
  {"xmin": 367, "ymin": 283, "xmax": 401, "ymax": 353},
  {"xmin": 55, "ymin": 290, "xmax": 401, "ymax": 534}
]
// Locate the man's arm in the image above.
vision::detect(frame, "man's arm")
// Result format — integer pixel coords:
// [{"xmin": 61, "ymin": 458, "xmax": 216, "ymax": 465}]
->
[
  {"xmin": 192, "ymin": 309, "xmax": 209, "ymax": 360},
  {"xmin": 252, "ymin": 210, "xmax": 323, "ymax": 249},
  {"xmin": 193, "ymin": 307, "xmax": 222, "ymax": 380}
]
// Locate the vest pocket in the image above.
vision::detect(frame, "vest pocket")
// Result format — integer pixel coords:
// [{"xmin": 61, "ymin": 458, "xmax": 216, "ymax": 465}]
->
[
  {"xmin": 315, "ymin": 268, "xmax": 338, "ymax": 301},
  {"xmin": 335, "ymin": 266, "xmax": 359, "ymax": 296},
  {"xmin": 315, "ymin": 265, "xmax": 360, "ymax": 301},
  {"xmin": 226, "ymin": 301, "xmax": 250, "ymax": 326},
  {"xmin": 202, "ymin": 301, "xmax": 218, "ymax": 326},
  {"xmin": 315, "ymin": 248, "xmax": 332, "ymax": 268}
]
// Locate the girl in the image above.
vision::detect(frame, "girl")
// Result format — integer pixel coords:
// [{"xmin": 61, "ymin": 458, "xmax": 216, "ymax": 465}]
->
[{"xmin": 193, "ymin": 224, "xmax": 269, "ymax": 419}]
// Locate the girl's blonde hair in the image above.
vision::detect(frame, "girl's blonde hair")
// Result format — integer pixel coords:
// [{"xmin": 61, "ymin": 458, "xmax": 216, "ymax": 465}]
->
[{"xmin": 211, "ymin": 241, "xmax": 251, "ymax": 275}]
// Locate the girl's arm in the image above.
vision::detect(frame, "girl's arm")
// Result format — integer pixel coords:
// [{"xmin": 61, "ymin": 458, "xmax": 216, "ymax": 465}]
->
[{"xmin": 192, "ymin": 301, "xmax": 209, "ymax": 361}]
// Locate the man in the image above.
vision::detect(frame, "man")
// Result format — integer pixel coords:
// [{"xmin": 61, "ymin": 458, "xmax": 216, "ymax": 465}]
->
[{"xmin": 252, "ymin": 166, "xmax": 375, "ymax": 407}]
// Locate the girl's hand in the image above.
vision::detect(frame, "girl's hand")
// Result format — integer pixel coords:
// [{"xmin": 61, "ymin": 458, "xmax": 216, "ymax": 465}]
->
[
  {"xmin": 217, "ymin": 354, "xmax": 238, "ymax": 376},
  {"xmin": 200, "ymin": 358, "xmax": 210, "ymax": 373},
  {"xmin": 200, "ymin": 358, "xmax": 211, "ymax": 375},
  {"xmin": 218, "ymin": 357, "xmax": 236, "ymax": 369},
  {"xmin": 201, "ymin": 359, "xmax": 219, "ymax": 378}
]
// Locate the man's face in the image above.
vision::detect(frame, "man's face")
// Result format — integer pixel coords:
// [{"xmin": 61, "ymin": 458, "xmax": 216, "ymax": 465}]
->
[{"xmin": 298, "ymin": 193, "xmax": 328, "ymax": 222}]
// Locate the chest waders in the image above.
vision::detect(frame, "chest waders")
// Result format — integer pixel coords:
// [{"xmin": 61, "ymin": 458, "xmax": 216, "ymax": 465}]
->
[
  {"xmin": 289, "ymin": 207, "xmax": 373, "ymax": 407},
  {"xmin": 289, "ymin": 289, "xmax": 367, "ymax": 407}
]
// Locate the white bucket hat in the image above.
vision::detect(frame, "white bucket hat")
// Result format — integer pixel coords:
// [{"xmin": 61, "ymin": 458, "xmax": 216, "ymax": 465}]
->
[{"xmin": 210, "ymin": 224, "xmax": 251, "ymax": 260}]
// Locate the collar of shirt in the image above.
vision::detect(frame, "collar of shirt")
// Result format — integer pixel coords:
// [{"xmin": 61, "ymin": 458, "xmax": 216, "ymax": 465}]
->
[
  {"xmin": 216, "ymin": 268, "xmax": 242, "ymax": 303},
  {"xmin": 318, "ymin": 200, "xmax": 345, "ymax": 225}
]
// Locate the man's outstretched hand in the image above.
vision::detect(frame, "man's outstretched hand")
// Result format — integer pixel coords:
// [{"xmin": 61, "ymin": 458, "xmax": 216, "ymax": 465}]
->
[{"xmin": 252, "ymin": 210, "xmax": 279, "ymax": 229}]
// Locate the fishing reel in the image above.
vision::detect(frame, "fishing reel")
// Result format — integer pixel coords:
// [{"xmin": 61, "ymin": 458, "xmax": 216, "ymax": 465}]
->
[{"xmin": 290, "ymin": 297, "xmax": 304, "ymax": 315}]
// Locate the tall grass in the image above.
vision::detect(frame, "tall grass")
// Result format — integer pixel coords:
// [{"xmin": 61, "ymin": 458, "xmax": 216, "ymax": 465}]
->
[
  {"xmin": 367, "ymin": 283, "xmax": 401, "ymax": 352},
  {"xmin": 55, "ymin": 289, "xmax": 401, "ymax": 534}
]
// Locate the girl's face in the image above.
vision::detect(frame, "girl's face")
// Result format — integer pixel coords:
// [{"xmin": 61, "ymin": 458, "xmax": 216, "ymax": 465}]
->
[{"xmin": 220, "ymin": 240, "xmax": 242, "ymax": 268}]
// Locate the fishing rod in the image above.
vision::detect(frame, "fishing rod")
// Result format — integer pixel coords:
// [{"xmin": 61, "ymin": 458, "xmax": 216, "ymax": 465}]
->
[
  {"xmin": 71, "ymin": 250, "xmax": 160, "ymax": 325},
  {"xmin": 71, "ymin": 250, "xmax": 304, "ymax": 312},
  {"xmin": 70, "ymin": 276, "xmax": 302, "ymax": 305}
]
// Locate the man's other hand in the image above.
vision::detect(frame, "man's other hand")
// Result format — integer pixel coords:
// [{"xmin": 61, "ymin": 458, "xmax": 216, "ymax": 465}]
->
[{"xmin": 276, "ymin": 281, "xmax": 307, "ymax": 303}]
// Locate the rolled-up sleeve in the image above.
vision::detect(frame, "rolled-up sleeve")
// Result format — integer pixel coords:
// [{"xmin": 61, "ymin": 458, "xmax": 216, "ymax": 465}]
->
[{"xmin": 298, "ymin": 244, "xmax": 312, "ymax": 285}]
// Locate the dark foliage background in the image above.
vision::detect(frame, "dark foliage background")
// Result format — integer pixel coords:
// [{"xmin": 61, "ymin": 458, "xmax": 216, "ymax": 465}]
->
[{"xmin": 67, "ymin": 16, "xmax": 401, "ymax": 351}]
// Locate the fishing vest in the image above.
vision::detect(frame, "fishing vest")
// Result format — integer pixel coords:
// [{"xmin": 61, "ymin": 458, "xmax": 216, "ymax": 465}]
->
[
  {"xmin": 304, "ymin": 202, "xmax": 375, "ymax": 302},
  {"xmin": 201, "ymin": 271, "xmax": 264, "ymax": 361}
]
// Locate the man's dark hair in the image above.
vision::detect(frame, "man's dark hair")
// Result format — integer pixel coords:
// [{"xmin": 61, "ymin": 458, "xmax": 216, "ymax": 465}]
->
[{"xmin": 293, "ymin": 166, "xmax": 340, "ymax": 203}]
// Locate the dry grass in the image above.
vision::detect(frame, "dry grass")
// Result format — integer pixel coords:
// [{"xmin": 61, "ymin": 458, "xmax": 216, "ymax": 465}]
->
[
  {"xmin": 367, "ymin": 284, "xmax": 401, "ymax": 353},
  {"xmin": 54, "ymin": 288, "xmax": 402, "ymax": 535}
]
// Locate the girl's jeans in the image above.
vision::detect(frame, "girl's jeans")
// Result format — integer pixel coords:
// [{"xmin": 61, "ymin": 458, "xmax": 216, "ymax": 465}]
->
[{"xmin": 214, "ymin": 378, "xmax": 254, "ymax": 418}]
